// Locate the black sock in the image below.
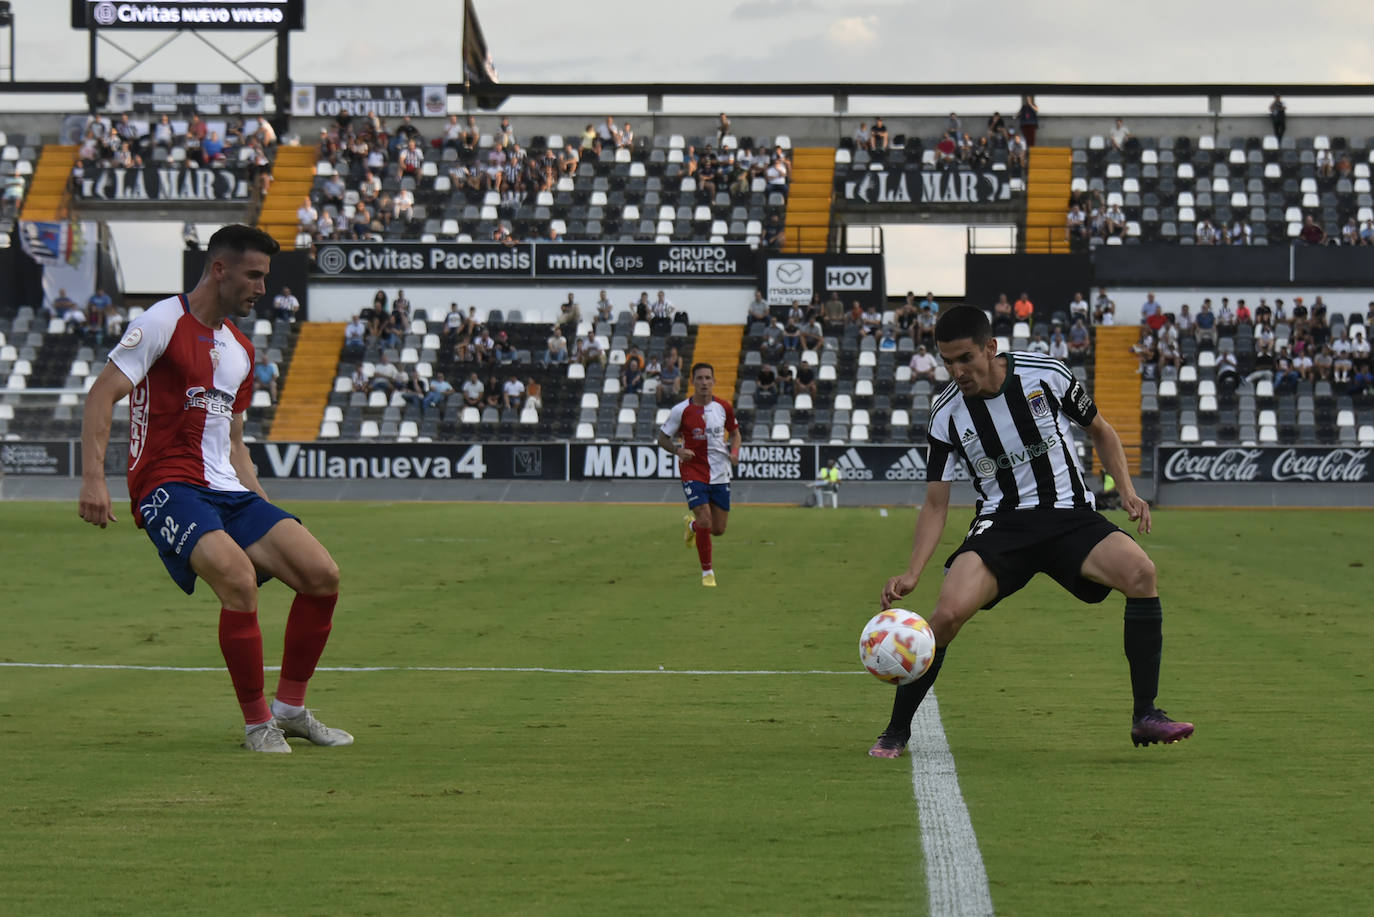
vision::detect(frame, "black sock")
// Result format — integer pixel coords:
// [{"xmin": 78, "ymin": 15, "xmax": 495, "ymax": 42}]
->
[
  {"xmin": 1124, "ymin": 597, "xmax": 1163, "ymax": 719},
  {"xmin": 883, "ymin": 647, "xmax": 947, "ymax": 736}
]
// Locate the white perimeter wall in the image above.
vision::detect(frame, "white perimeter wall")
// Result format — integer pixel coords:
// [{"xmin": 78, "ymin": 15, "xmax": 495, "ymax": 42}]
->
[{"xmin": 306, "ymin": 284, "xmax": 762, "ymax": 325}]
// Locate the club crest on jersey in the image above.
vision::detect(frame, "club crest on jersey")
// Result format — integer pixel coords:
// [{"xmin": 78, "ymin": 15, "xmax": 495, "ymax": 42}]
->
[
  {"xmin": 1027, "ymin": 388, "xmax": 1051, "ymax": 418},
  {"xmin": 209, "ymin": 347, "xmax": 221, "ymax": 369},
  {"xmin": 184, "ymin": 386, "xmax": 234, "ymax": 415}
]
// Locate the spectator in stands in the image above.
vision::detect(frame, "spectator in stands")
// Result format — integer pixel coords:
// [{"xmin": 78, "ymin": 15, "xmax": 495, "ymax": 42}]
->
[
  {"xmin": 1007, "ymin": 131, "xmax": 1027, "ymax": 170},
  {"xmin": 182, "ymin": 222, "xmax": 200, "ymax": 251},
  {"xmin": 755, "ymin": 362, "xmax": 778, "ymax": 408},
  {"xmin": 1333, "ymin": 332, "xmax": 1354, "ymax": 382},
  {"xmin": 793, "ymin": 359, "xmax": 817, "ymax": 398},
  {"xmin": 1196, "ymin": 218, "xmax": 1219, "ymax": 245},
  {"xmin": 57, "ymin": 291, "xmax": 87, "ymax": 337},
  {"xmin": 202, "ymin": 131, "xmax": 225, "ymax": 163},
  {"xmin": 860, "ymin": 301, "xmax": 883, "ymax": 337},
  {"xmin": 762, "ymin": 214, "xmax": 785, "ymax": 250},
  {"xmin": 349, "ymin": 204, "xmax": 373, "ymax": 240},
  {"xmin": 392, "ymin": 185, "xmax": 415, "ymax": 225},
  {"xmin": 1, "ymin": 171, "xmax": 24, "ymax": 217},
  {"xmin": 472, "ymin": 326, "xmax": 496, "ymax": 365},
  {"xmin": 869, "ymin": 116, "xmax": 890, "ymax": 152},
  {"xmin": 1140, "ymin": 292, "xmax": 1164, "ymax": 328},
  {"xmin": 595, "ymin": 291, "xmax": 616, "ymax": 324},
  {"xmin": 878, "ymin": 325, "xmax": 899, "ymax": 352},
  {"xmin": 782, "ymin": 320, "xmax": 801, "ymax": 352},
  {"xmin": 1300, "ymin": 214, "xmax": 1327, "ymax": 245},
  {"xmin": 1348, "ymin": 361, "xmax": 1373, "ymax": 395},
  {"xmin": 462, "ymin": 372, "xmax": 485, "ymax": 407},
  {"xmin": 801, "ymin": 315, "xmax": 825, "ymax": 352},
  {"xmin": 501, "ymin": 375, "xmax": 525, "ymax": 410},
  {"xmin": 991, "ymin": 294, "xmax": 1013, "ymax": 334},
  {"xmin": 697, "ymin": 154, "xmax": 719, "ymax": 198},
  {"xmin": 1014, "ymin": 291, "xmax": 1035, "ymax": 323},
  {"xmin": 1361, "ymin": 219, "xmax": 1374, "ymax": 245},
  {"xmin": 422, "ymin": 372, "xmax": 454, "ymax": 413},
  {"xmin": 369, "ymin": 354, "xmax": 401, "ymax": 393},
  {"xmin": 316, "ymin": 209, "xmax": 337, "ymax": 241},
  {"xmin": 1316, "ymin": 147, "xmax": 1335, "ymax": 181},
  {"xmin": 935, "ymin": 131, "xmax": 957, "ymax": 168},
  {"xmin": 576, "ymin": 330, "xmax": 604, "ymax": 366},
  {"xmin": 1158, "ymin": 316, "xmax": 1182, "ymax": 371},
  {"xmin": 914, "ymin": 303, "xmax": 937, "ymax": 348},
  {"xmin": 621, "ymin": 348, "xmax": 644, "ymax": 394},
  {"xmin": 766, "ymin": 149, "xmax": 790, "ymax": 195},
  {"xmin": 650, "ymin": 291, "xmax": 674, "ymax": 330},
  {"xmin": 541, "ymin": 326, "xmax": 569, "ymax": 367},
  {"xmin": 493, "ymin": 330, "xmax": 517, "ymax": 365},
  {"xmin": 909, "ymin": 345, "xmax": 938, "ymax": 383},
  {"xmin": 1068, "ymin": 318, "xmax": 1091, "ymax": 362},
  {"xmin": 1067, "ymin": 204, "xmax": 1088, "ymax": 248},
  {"xmin": 345, "ymin": 314, "xmax": 366, "ymax": 356},
  {"xmin": 761, "ymin": 316, "xmax": 785, "ymax": 364},
  {"xmin": 83, "ymin": 288, "xmax": 112, "ymax": 344},
  {"xmin": 1066, "ymin": 292, "xmax": 1090, "ymax": 325},
  {"xmin": 1131, "ymin": 328, "xmax": 1159, "ymax": 378},
  {"xmin": 1269, "ymin": 95, "xmax": 1287, "ymax": 141},
  {"xmin": 1255, "ymin": 320, "xmax": 1275, "ymax": 358},
  {"xmin": 524, "ymin": 377, "xmax": 543, "ymax": 413},
  {"xmin": 495, "ymin": 117, "xmax": 516, "ymax": 150},
  {"xmin": 658, "ymin": 348, "xmax": 683, "ymax": 403},
  {"xmin": 253, "ymin": 352, "xmax": 280, "ymax": 404},
  {"xmin": 558, "ymin": 293, "xmax": 581, "ymax": 342},
  {"xmin": 351, "ymin": 364, "xmax": 368, "ymax": 393},
  {"xmin": 273, "ymin": 286, "xmax": 300, "ymax": 324},
  {"xmin": 986, "ymin": 111, "xmax": 1006, "ymax": 139},
  {"xmin": 398, "ymin": 139, "xmax": 424, "ymax": 179},
  {"xmin": 1048, "ymin": 330, "xmax": 1070, "ymax": 362},
  {"xmin": 749, "ymin": 290, "xmax": 770, "ymax": 325},
  {"xmin": 1313, "ymin": 345, "xmax": 1335, "ymax": 381},
  {"xmin": 296, "ymin": 197, "xmax": 318, "ymax": 238},
  {"xmin": 1215, "ymin": 349, "xmax": 1240, "ymax": 392},
  {"xmin": 1273, "ymin": 347, "xmax": 1300, "ymax": 392},
  {"xmin": 1027, "ymin": 332, "xmax": 1050, "ymax": 355},
  {"xmin": 1109, "ymin": 118, "xmax": 1131, "ymax": 151},
  {"xmin": 854, "ymin": 121, "xmax": 871, "ymax": 150},
  {"xmin": 1016, "ymin": 95, "xmax": 1039, "ymax": 147}
]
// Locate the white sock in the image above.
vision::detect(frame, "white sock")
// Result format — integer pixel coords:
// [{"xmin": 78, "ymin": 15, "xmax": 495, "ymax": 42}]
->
[
  {"xmin": 271, "ymin": 699, "xmax": 305, "ymax": 719},
  {"xmin": 702, "ymin": 569, "xmax": 714, "ymax": 577}
]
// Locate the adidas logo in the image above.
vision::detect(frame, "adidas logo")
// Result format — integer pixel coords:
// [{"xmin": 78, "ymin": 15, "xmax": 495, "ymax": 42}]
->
[
  {"xmin": 834, "ymin": 447, "xmax": 874, "ymax": 480},
  {"xmin": 884, "ymin": 447, "xmax": 927, "ymax": 481},
  {"xmin": 960, "ymin": 427, "xmax": 977, "ymax": 444}
]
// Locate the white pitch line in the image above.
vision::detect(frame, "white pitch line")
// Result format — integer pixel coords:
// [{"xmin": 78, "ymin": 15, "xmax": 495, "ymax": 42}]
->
[
  {"xmin": 0, "ymin": 662, "xmax": 863, "ymax": 676},
  {"xmin": 909, "ymin": 693, "xmax": 995, "ymax": 917}
]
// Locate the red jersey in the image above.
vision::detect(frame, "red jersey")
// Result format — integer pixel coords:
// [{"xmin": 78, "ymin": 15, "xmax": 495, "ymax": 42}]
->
[
  {"xmin": 660, "ymin": 396, "xmax": 738, "ymax": 484},
  {"xmin": 106, "ymin": 295, "xmax": 254, "ymax": 523}
]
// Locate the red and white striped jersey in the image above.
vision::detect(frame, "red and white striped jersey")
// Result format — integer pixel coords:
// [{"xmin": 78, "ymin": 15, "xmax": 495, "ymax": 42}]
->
[
  {"xmin": 660, "ymin": 396, "xmax": 738, "ymax": 484},
  {"xmin": 107, "ymin": 295, "xmax": 254, "ymax": 522}
]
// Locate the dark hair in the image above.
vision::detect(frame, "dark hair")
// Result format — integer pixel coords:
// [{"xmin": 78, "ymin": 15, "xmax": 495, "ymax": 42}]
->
[
  {"xmin": 934, "ymin": 305, "xmax": 992, "ymax": 346},
  {"xmin": 690, "ymin": 362, "xmax": 715, "ymax": 378},
  {"xmin": 205, "ymin": 223, "xmax": 280, "ymax": 261}
]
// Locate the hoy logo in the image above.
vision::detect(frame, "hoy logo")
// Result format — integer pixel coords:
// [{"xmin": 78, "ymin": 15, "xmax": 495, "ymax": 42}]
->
[{"xmin": 825, "ymin": 266, "xmax": 872, "ymax": 291}]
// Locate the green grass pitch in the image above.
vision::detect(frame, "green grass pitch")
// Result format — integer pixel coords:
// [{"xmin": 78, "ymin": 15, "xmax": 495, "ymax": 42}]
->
[{"xmin": 1, "ymin": 500, "xmax": 1371, "ymax": 915}]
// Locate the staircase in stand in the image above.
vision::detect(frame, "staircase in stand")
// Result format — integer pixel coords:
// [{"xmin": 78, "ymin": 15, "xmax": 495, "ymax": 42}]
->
[
  {"xmin": 257, "ymin": 146, "xmax": 318, "ymax": 251},
  {"xmin": 1024, "ymin": 147, "xmax": 1072, "ymax": 254},
  {"xmin": 691, "ymin": 325, "xmax": 744, "ymax": 400},
  {"xmin": 783, "ymin": 148, "xmax": 834, "ymax": 253},
  {"xmin": 1091, "ymin": 325, "xmax": 1143, "ymax": 474},
  {"xmin": 268, "ymin": 322, "xmax": 344, "ymax": 441},
  {"xmin": 20, "ymin": 145, "xmax": 80, "ymax": 221}
]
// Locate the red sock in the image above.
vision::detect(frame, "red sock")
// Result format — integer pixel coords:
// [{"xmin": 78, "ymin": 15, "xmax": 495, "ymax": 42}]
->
[
  {"xmin": 694, "ymin": 526, "xmax": 712, "ymax": 571},
  {"xmin": 275, "ymin": 592, "xmax": 338, "ymax": 707},
  {"xmin": 218, "ymin": 608, "xmax": 269, "ymax": 725}
]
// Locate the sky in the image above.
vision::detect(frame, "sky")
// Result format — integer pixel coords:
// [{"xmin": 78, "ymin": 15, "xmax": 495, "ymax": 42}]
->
[{"xmin": 12, "ymin": 1, "xmax": 1374, "ymax": 294}]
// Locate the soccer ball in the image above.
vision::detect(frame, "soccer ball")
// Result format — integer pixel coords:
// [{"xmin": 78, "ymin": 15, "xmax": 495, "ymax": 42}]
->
[{"xmin": 859, "ymin": 609, "xmax": 937, "ymax": 686}]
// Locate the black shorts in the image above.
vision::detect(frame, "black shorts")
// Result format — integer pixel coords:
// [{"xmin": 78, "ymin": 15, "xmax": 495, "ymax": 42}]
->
[{"xmin": 944, "ymin": 508, "xmax": 1125, "ymax": 609}]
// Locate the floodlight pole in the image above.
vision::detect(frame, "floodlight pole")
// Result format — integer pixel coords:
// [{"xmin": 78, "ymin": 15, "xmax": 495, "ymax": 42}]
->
[{"xmin": 274, "ymin": 25, "xmax": 291, "ymax": 135}]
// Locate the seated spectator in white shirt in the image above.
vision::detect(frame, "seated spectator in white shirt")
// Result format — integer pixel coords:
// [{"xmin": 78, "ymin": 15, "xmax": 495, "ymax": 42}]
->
[{"xmin": 909, "ymin": 345, "xmax": 938, "ymax": 382}]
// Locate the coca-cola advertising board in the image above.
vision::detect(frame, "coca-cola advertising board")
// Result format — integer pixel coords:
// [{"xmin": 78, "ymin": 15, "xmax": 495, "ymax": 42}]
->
[{"xmin": 1157, "ymin": 447, "xmax": 1374, "ymax": 484}]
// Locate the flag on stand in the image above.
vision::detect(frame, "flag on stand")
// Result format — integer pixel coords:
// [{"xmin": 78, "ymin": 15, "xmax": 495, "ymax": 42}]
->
[{"xmin": 462, "ymin": 0, "xmax": 505, "ymax": 110}]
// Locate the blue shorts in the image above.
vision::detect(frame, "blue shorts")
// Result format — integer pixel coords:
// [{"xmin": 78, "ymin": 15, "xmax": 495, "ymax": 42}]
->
[
  {"xmin": 137, "ymin": 482, "xmax": 298, "ymax": 595},
  {"xmin": 682, "ymin": 480, "xmax": 731, "ymax": 511}
]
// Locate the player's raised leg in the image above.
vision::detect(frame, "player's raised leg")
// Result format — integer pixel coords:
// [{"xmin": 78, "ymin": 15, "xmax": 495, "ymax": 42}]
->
[
  {"xmin": 1081, "ymin": 532, "xmax": 1193, "ymax": 746},
  {"xmin": 870, "ymin": 552, "xmax": 999, "ymax": 758},
  {"xmin": 191, "ymin": 531, "xmax": 290, "ymax": 753},
  {"xmin": 245, "ymin": 518, "xmax": 353, "ymax": 747}
]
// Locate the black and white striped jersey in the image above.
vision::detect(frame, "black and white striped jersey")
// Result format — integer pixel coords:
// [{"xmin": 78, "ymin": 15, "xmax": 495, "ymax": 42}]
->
[{"xmin": 927, "ymin": 352, "xmax": 1097, "ymax": 513}]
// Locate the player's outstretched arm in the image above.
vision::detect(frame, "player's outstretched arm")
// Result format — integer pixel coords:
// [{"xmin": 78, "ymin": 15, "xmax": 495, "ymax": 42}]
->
[
  {"xmin": 78, "ymin": 362, "xmax": 134, "ymax": 528},
  {"xmin": 1087, "ymin": 413, "xmax": 1151, "ymax": 534},
  {"xmin": 727, "ymin": 426, "xmax": 741, "ymax": 465},
  {"xmin": 881, "ymin": 481, "xmax": 951, "ymax": 609}
]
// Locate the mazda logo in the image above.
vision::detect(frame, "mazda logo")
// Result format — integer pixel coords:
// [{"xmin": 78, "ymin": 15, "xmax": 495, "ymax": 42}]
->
[
  {"xmin": 316, "ymin": 246, "xmax": 347, "ymax": 274},
  {"xmin": 775, "ymin": 262, "xmax": 804, "ymax": 284}
]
